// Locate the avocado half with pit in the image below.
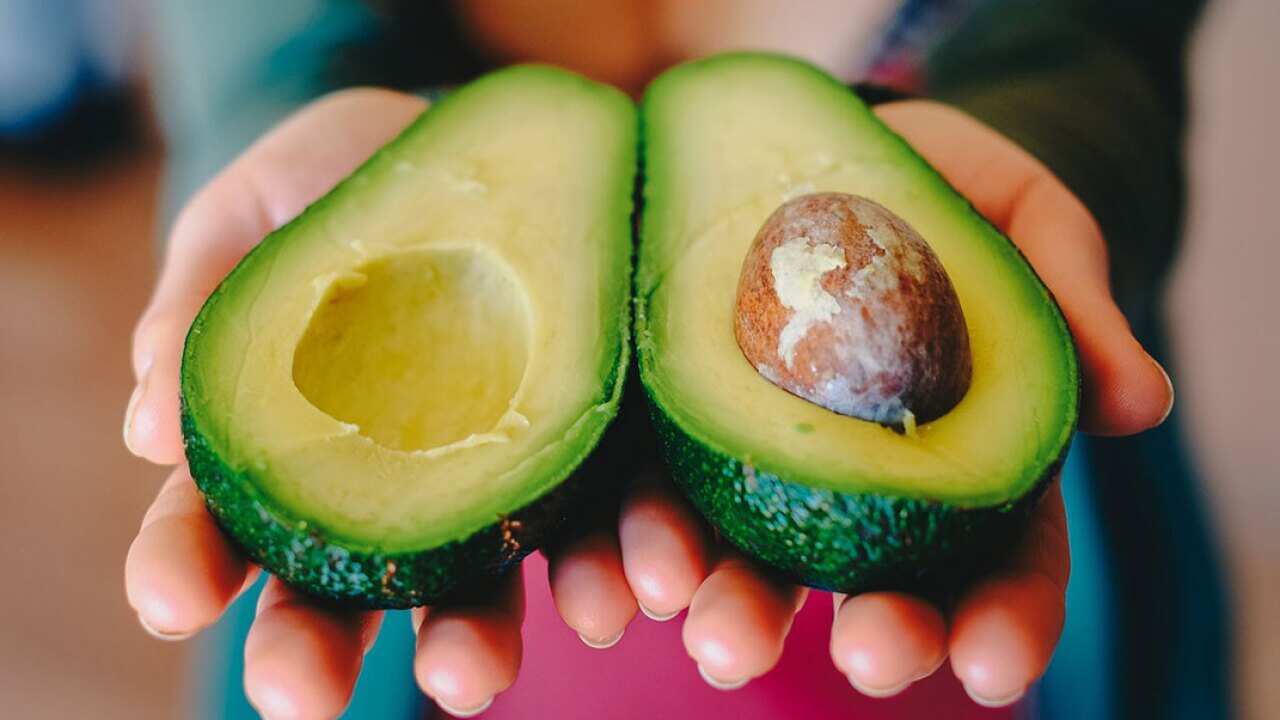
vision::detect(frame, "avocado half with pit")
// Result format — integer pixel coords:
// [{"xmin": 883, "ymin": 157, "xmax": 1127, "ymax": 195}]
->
[
  {"xmin": 636, "ymin": 54, "xmax": 1079, "ymax": 594},
  {"xmin": 180, "ymin": 66, "xmax": 636, "ymax": 608}
]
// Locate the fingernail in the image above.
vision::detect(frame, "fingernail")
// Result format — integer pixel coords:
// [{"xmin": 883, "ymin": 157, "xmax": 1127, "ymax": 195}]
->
[
  {"xmin": 137, "ymin": 613, "xmax": 194, "ymax": 642},
  {"xmin": 435, "ymin": 695, "xmax": 494, "ymax": 718},
  {"xmin": 1154, "ymin": 358, "xmax": 1175, "ymax": 426},
  {"xmin": 963, "ymin": 683, "xmax": 1026, "ymax": 708},
  {"xmin": 847, "ymin": 674, "xmax": 913, "ymax": 699},
  {"xmin": 122, "ymin": 383, "xmax": 145, "ymax": 456},
  {"xmin": 578, "ymin": 628, "xmax": 624, "ymax": 649},
  {"xmin": 255, "ymin": 586, "xmax": 272, "ymax": 617},
  {"xmin": 251, "ymin": 683, "xmax": 301, "ymax": 720},
  {"xmin": 697, "ymin": 664, "xmax": 749, "ymax": 691},
  {"xmin": 918, "ymin": 652, "xmax": 947, "ymax": 680},
  {"xmin": 638, "ymin": 603, "xmax": 679, "ymax": 622},
  {"xmin": 792, "ymin": 586, "xmax": 810, "ymax": 614}
]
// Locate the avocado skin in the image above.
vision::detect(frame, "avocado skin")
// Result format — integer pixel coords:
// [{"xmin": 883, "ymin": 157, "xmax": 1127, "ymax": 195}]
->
[
  {"xmin": 184, "ymin": 330, "xmax": 629, "ymax": 604},
  {"xmin": 644, "ymin": 391, "xmax": 1067, "ymax": 594},
  {"xmin": 184, "ymin": 393, "xmax": 627, "ymax": 608}
]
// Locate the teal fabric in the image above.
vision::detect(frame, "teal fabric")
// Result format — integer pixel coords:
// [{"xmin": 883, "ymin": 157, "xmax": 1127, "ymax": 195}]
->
[
  {"xmin": 193, "ymin": 576, "xmax": 423, "ymax": 719},
  {"xmin": 150, "ymin": 0, "xmax": 376, "ymax": 222},
  {"xmin": 1080, "ymin": 331, "xmax": 1232, "ymax": 720},
  {"xmin": 1035, "ymin": 437, "xmax": 1114, "ymax": 720},
  {"xmin": 1034, "ymin": 356, "xmax": 1232, "ymax": 720}
]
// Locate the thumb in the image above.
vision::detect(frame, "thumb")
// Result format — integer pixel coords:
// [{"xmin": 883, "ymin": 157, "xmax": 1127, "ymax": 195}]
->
[
  {"xmin": 875, "ymin": 102, "xmax": 1173, "ymax": 437},
  {"xmin": 1003, "ymin": 173, "xmax": 1174, "ymax": 437},
  {"xmin": 124, "ymin": 88, "xmax": 429, "ymax": 464}
]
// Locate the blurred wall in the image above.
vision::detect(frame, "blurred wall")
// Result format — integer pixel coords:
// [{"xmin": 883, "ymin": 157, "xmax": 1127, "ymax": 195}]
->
[{"xmin": 1169, "ymin": 0, "xmax": 1280, "ymax": 718}]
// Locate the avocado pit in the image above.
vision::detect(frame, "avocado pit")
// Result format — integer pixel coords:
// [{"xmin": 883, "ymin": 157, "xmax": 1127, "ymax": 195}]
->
[{"xmin": 733, "ymin": 192, "xmax": 971, "ymax": 430}]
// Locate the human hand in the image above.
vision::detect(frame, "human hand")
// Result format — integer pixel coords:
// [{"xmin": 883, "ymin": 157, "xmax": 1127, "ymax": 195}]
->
[
  {"xmin": 124, "ymin": 91, "xmax": 1173, "ymax": 716},
  {"xmin": 121, "ymin": 88, "xmax": 612, "ymax": 719},
  {"xmin": 542, "ymin": 100, "xmax": 1175, "ymax": 707}
]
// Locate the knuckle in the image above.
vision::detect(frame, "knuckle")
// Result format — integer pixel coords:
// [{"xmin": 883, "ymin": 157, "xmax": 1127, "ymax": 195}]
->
[
  {"xmin": 132, "ymin": 308, "xmax": 169, "ymax": 351},
  {"xmin": 167, "ymin": 185, "xmax": 217, "ymax": 252},
  {"xmin": 316, "ymin": 86, "xmax": 415, "ymax": 114}
]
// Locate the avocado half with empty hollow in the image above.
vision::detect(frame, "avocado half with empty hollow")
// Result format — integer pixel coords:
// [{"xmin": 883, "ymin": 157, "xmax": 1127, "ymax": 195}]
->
[
  {"xmin": 636, "ymin": 53, "xmax": 1079, "ymax": 594},
  {"xmin": 181, "ymin": 66, "xmax": 636, "ymax": 608}
]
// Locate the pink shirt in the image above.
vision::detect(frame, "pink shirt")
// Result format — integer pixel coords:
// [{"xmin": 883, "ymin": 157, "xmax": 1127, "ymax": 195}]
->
[{"xmin": 469, "ymin": 552, "xmax": 1014, "ymax": 719}]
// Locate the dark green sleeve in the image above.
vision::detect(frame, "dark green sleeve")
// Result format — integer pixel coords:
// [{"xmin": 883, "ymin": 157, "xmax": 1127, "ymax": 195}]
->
[{"xmin": 924, "ymin": 0, "xmax": 1203, "ymax": 313}]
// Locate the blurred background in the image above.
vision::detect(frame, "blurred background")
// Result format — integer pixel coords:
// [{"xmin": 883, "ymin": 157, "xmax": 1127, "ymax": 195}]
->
[{"xmin": 0, "ymin": 0, "xmax": 1275, "ymax": 718}]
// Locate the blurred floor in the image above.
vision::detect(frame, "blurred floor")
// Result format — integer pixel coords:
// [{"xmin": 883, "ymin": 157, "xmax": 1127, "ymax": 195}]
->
[
  {"xmin": 0, "ymin": 1, "xmax": 1274, "ymax": 719},
  {"xmin": 0, "ymin": 150, "xmax": 185, "ymax": 718}
]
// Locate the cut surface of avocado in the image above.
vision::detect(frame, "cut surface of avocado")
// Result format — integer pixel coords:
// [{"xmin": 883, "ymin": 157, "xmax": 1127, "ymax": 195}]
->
[
  {"xmin": 637, "ymin": 54, "xmax": 1078, "ymax": 592},
  {"xmin": 181, "ymin": 65, "xmax": 636, "ymax": 607}
]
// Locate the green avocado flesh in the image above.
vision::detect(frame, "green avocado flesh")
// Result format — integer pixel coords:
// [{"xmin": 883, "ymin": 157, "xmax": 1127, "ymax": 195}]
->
[
  {"xmin": 636, "ymin": 54, "xmax": 1079, "ymax": 593},
  {"xmin": 181, "ymin": 66, "xmax": 636, "ymax": 607}
]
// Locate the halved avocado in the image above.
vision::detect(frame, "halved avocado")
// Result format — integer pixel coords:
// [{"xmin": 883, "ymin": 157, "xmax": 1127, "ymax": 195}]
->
[
  {"xmin": 181, "ymin": 66, "xmax": 637, "ymax": 608},
  {"xmin": 636, "ymin": 54, "xmax": 1078, "ymax": 594}
]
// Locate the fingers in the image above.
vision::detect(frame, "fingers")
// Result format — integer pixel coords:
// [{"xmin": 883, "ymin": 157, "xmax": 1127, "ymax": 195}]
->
[
  {"xmin": 547, "ymin": 531, "xmax": 637, "ymax": 647},
  {"xmin": 125, "ymin": 465, "xmax": 255, "ymax": 637},
  {"xmin": 949, "ymin": 481, "xmax": 1070, "ymax": 707},
  {"xmin": 244, "ymin": 578, "xmax": 383, "ymax": 720},
  {"xmin": 618, "ymin": 476, "xmax": 713, "ymax": 620},
  {"xmin": 617, "ymin": 476, "xmax": 801, "ymax": 689},
  {"xmin": 681, "ymin": 555, "xmax": 808, "ymax": 689},
  {"xmin": 829, "ymin": 592, "xmax": 947, "ymax": 698},
  {"xmin": 547, "ymin": 468, "xmax": 711, "ymax": 648},
  {"xmin": 999, "ymin": 169, "xmax": 1173, "ymax": 436},
  {"xmin": 875, "ymin": 101, "xmax": 1174, "ymax": 436},
  {"xmin": 127, "ymin": 466, "xmax": 381, "ymax": 720},
  {"xmin": 414, "ymin": 570, "xmax": 525, "ymax": 717},
  {"xmin": 124, "ymin": 88, "xmax": 429, "ymax": 464}
]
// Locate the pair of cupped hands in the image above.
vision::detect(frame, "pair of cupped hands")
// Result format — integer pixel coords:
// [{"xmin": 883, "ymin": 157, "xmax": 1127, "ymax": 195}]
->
[{"xmin": 123, "ymin": 88, "xmax": 1173, "ymax": 719}]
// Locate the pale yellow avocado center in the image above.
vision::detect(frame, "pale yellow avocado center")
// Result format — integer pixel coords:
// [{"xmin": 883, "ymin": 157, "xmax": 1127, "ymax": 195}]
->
[{"xmin": 292, "ymin": 246, "xmax": 533, "ymax": 454}]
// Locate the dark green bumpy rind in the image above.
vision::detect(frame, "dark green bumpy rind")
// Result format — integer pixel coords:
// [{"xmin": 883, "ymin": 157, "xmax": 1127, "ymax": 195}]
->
[
  {"xmin": 183, "ymin": 355, "xmax": 625, "ymax": 609},
  {"xmin": 645, "ymin": 392, "xmax": 1066, "ymax": 595}
]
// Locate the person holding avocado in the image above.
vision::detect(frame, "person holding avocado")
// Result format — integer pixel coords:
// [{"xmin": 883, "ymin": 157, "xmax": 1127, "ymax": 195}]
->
[{"xmin": 124, "ymin": 1, "xmax": 1226, "ymax": 718}]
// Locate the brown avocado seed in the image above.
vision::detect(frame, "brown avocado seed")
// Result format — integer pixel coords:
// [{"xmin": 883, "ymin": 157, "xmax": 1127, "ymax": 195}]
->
[{"xmin": 734, "ymin": 192, "xmax": 972, "ymax": 431}]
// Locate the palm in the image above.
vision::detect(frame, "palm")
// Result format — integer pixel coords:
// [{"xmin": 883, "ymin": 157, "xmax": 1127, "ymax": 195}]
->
[{"xmin": 123, "ymin": 91, "xmax": 1171, "ymax": 717}]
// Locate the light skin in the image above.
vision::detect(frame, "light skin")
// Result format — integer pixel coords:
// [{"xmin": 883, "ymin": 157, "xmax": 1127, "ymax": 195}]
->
[{"xmin": 123, "ymin": 89, "xmax": 1172, "ymax": 719}]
